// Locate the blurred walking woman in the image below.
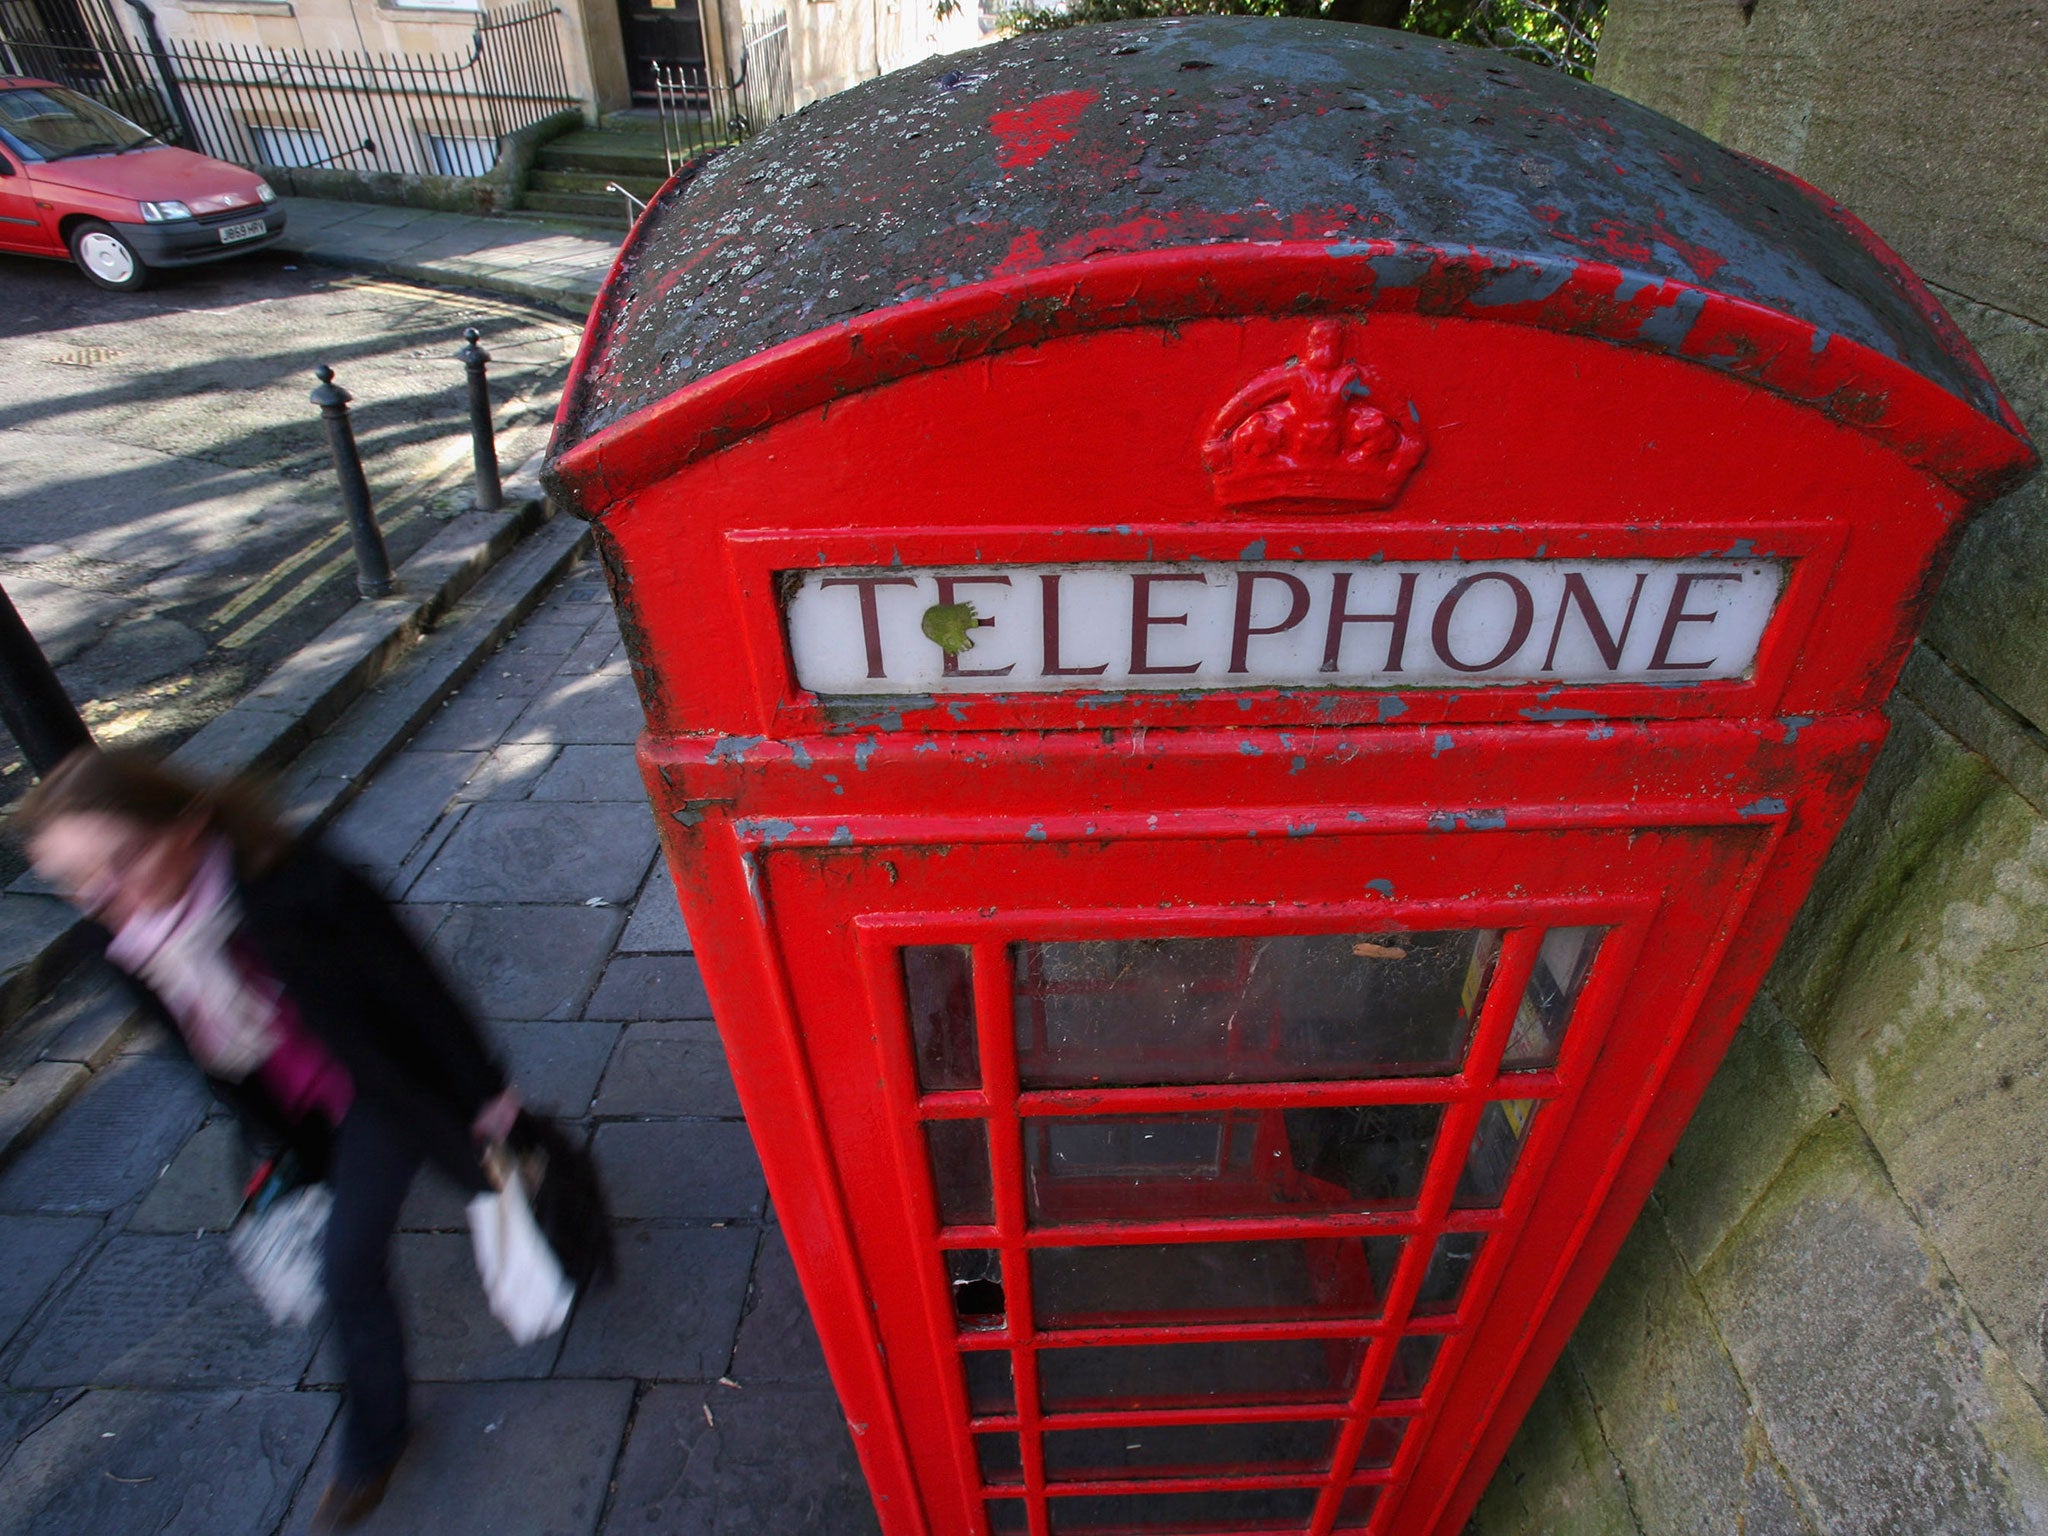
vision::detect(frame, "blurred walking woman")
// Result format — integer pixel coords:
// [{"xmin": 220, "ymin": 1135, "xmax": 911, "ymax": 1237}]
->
[{"xmin": 20, "ymin": 748, "xmax": 519, "ymax": 1531}]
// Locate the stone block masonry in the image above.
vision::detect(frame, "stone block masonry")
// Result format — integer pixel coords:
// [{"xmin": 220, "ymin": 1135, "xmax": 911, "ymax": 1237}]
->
[{"xmin": 1471, "ymin": 4, "xmax": 2048, "ymax": 1531}]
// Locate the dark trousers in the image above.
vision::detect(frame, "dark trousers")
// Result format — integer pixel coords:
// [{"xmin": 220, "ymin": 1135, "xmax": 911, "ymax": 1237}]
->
[{"xmin": 324, "ymin": 1104, "xmax": 423, "ymax": 1479}]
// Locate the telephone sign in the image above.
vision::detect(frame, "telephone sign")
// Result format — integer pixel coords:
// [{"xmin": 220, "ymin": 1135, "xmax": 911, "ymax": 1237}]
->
[
  {"xmin": 784, "ymin": 559, "xmax": 1785, "ymax": 693},
  {"xmin": 547, "ymin": 19, "xmax": 2034, "ymax": 1536}
]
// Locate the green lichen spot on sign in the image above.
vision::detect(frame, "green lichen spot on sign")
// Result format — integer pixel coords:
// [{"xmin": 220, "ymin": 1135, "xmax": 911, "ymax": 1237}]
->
[{"xmin": 922, "ymin": 601, "xmax": 979, "ymax": 655}]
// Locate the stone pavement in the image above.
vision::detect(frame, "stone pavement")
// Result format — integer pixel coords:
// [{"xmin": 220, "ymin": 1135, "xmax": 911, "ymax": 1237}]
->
[
  {"xmin": 276, "ymin": 199, "xmax": 621, "ymax": 316},
  {"xmin": 0, "ymin": 553, "xmax": 881, "ymax": 1535}
]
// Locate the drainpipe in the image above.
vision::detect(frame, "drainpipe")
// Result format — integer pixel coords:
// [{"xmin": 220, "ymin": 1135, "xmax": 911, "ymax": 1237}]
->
[{"xmin": 118, "ymin": 0, "xmax": 197, "ymax": 148}]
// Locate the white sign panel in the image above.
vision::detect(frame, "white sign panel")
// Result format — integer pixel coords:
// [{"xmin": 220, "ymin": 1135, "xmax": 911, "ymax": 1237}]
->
[{"xmin": 785, "ymin": 560, "xmax": 1785, "ymax": 696}]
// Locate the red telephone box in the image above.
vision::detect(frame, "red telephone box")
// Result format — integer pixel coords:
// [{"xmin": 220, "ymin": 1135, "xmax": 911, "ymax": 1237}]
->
[{"xmin": 545, "ymin": 20, "xmax": 2035, "ymax": 1536}]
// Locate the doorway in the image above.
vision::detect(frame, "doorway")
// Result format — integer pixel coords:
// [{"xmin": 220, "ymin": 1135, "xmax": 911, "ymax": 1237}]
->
[{"xmin": 614, "ymin": 0, "xmax": 705, "ymax": 101}]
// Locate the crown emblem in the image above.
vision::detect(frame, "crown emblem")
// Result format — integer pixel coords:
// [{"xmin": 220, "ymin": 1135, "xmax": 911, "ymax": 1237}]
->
[{"xmin": 1201, "ymin": 320, "xmax": 1427, "ymax": 514}]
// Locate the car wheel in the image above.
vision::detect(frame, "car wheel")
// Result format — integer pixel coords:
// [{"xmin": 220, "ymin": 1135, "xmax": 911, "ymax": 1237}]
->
[{"xmin": 67, "ymin": 220, "xmax": 150, "ymax": 291}]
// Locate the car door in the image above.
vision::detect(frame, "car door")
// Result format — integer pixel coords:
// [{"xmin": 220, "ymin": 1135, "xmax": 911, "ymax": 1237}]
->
[{"xmin": 0, "ymin": 146, "xmax": 58, "ymax": 254}]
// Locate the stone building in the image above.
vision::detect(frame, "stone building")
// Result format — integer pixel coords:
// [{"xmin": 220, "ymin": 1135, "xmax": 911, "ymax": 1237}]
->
[
  {"xmin": 1470, "ymin": 3, "xmax": 2048, "ymax": 1531},
  {"xmin": 4, "ymin": 0, "xmax": 982, "ymax": 161}
]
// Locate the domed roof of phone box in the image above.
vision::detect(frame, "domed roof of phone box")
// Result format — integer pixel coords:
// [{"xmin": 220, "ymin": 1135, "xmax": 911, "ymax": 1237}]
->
[{"xmin": 550, "ymin": 17, "xmax": 2031, "ymax": 499}]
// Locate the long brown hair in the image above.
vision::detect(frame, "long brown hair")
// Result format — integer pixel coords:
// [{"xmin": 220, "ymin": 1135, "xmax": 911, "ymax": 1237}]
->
[{"xmin": 16, "ymin": 748, "xmax": 293, "ymax": 878}]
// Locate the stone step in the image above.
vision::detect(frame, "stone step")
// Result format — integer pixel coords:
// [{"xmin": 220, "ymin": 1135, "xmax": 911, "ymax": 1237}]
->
[
  {"xmin": 529, "ymin": 167, "xmax": 667, "ymax": 200},
  {"xmin": 497, "ymin": 208, "xmax": 628, "ymax": 241},
  {"xmin": 518, "ymin": 189, "xmax": 637, "ymax": 226},
  {"xmin": 534, "ymin": 130, "xmax": 673, "ymax": 178}
]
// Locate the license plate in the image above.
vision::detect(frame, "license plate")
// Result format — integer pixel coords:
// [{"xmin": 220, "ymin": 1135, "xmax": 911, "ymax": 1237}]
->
[{"xmin": 219, "ymin": 217, "xmax": 267, "ymax": 244}]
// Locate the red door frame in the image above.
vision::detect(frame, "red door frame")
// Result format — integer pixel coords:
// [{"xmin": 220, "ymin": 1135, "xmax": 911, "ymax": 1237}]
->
[{"xmin": 648, "ymin": 715, "xmax": 1878, "ymax": 1535}]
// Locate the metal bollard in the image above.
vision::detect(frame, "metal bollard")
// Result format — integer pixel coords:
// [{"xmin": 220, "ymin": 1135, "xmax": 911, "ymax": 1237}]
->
[
  {"xmin": 457, "ymin": 328, "xmax": 504, "ymax": 514},
  {"xmin": 309, "ymin": 365, "xmax": 395, "ymax": 599},
  {"xmin": 0, "ymin": 583, "xmax": 90, "ymax": 774}
]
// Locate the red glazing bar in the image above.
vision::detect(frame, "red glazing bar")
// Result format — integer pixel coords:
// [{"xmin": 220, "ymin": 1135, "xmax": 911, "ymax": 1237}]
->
[
  {"xmin": 974, "ymin": 942, "xmax": 1049, "ymax": 1536},
  {"xmin": 1363, "ymin": 909, "xmax": 1647, "ymax": 1527},
  {"xmin": 970, "ymin": 1399, "xmax": 1426, "ymax": 1434},
  {"xmin": 1002, "ymin": 1075, "xmax": 1562, "ymax": 1115},
  {"xmin": 1310, "ymin": 926, "xmax": 1546, "ymax": 1536},
  {"xmin": 856, "ymin": 927, "xmax": 993, "ymax": 1524},
  {"xmin": 933, "ymin": 1210, "xmax": 1511, "ymax": 1251}
]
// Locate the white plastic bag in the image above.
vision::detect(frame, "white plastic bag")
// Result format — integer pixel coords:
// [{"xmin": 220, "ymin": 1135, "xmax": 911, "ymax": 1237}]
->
[
  {"xmin": 467, "ymin": 1149, "xmax": 573, "ymax": 1345},
  {"xmin": 229, "ymin": 1182, "xmax": 332, "ymax": 1328}
]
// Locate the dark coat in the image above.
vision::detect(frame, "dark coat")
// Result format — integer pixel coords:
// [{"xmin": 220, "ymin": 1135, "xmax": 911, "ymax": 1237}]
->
[{"xmin": 124, "ymin": 838, "xmax": 505, "ymax": 1193}]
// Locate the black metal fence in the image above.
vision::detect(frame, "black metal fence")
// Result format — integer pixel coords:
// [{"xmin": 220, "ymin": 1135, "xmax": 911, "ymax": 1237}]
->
[
  {"xmin": 0, "ymin": 0, "xmax": 575, "ymax": 179},
  {"xmin": 650, "ymin": 16, "xmax": 788, "ymax": 174}
]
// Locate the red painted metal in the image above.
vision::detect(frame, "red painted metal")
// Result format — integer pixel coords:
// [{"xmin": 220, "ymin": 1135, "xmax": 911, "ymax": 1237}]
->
[{"xmin": 544, "ymin": 19, "xmax": 2036, "ymax": 1536}]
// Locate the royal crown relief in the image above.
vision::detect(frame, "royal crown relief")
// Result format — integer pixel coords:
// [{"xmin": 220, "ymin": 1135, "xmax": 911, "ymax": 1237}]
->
[
  {"xmin": 779, "ymin": 322, "xmax": 1787, "ymax": 696},
  {"xmin": 1201, "ymin": 319, "xmax": 1428, "ymax": 514}
]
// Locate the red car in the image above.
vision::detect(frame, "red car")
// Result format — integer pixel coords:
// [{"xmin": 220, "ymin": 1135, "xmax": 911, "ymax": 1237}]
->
[{"xmin": 0, "ymin": 76, "xmax": 284, "ymax": 290}]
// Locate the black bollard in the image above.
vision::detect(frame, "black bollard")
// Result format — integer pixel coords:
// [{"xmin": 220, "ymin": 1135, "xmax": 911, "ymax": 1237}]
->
[
  {"xmin": 310, "ymin": 365, "xmax": 395, "ymax": 599},
  {"xmin": 457, "ymin": 328, "xmax": 504, "ymax": 514},
  {"xmin": 0, "ymin": 583, "xmax": 90, "ymax": 774}
]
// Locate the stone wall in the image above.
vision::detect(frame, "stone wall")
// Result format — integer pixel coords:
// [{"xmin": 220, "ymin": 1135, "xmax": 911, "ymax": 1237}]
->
[{"xmin": 1471, "ymin": 4, "xmax": 2048, "ymax": 1532}]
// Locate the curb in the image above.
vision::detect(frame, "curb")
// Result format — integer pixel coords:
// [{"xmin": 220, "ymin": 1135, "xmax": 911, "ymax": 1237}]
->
[{"xmin": 0, "ymin": 501, "xmax": 593, "ymax": 1174}]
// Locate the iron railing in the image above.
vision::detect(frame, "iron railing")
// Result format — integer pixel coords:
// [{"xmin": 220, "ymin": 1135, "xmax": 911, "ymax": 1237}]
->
[
  {"xmin": 0, "ymin": 0, "xmax": 574, "ymax": 179},
  {"xmin": 650, "ymin": 15, "xmax": 788, "ymax": 175}
]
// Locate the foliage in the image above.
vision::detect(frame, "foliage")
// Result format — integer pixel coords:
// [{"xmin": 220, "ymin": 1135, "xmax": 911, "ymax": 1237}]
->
[
  {"xmin": 1002, "ymin": 0, "xmax": 1604, "ymax": 80},
  {"xmin": 1406, "ymin": 0, "xmax": 1603, "ymax": 78}
]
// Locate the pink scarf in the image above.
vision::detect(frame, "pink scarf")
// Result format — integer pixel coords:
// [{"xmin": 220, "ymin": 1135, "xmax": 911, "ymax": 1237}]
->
[{"xmin": 107, "ymin": 841, "xmax": 279, "ymax": 1081}]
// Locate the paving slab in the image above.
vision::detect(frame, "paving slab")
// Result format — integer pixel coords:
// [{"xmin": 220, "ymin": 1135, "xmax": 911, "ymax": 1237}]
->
[
  {"xmin": 0, "ymin": 1216, "xmax": 100, "ymax": 1354},
  {"xmin": 583, "ymin": 954, "xmax": 713, "ymax": 1020},
  {"xmin": 498, "ymin": 618, "xmax": 605, "ymax": 656},
  {"xmin": 531, "ymin": 743, "xmax": 647, "ymax": 802},
  {"xmin": 0, "ymin": 1391, "xmax": 68, "ymax": 1477},
  {"xmin": 0, "ymin": 1387, "xmax": 336, "ymax": 1536},
  {"xmin": 0, "ymin": 1055, "xmax": 208, "ymax": 1215},
  {"xmin": 505, "ymin": 671, "xmax": 648, "ymax": 746},
  {"xmin": 10, "ymin": 1234, "xmax": 318, "ymax": 1389},
  {"xmin": 593, "ymin": 1021, "xmax": 741, "ymax": 1118},
  {"xmin": 329, "ymin": 750, "xmax": 482, "ymax": 872},
  {"xmin": 429, "ymin": 903, "xmax": 624, "ymax": 1020},
  {"xmin": 488, "ymin": 1020, "xmax": 623, "ymax": 1119},
  {"xmin": 125, "ymin": 1120, "xmax": 247, "ymax": 1235},
  {"xmin": 730, "ymin": 1229, "xmax": 833, "ymax": 1384},
  {"xmin": 308, "ymin": 1234, "xmax": 560, "ymax": 1384},
  {"xmin": 406, "ymin": 801, "xmax": 658, "ymax": 905},
  {"xmin": 618, "ymin": 860, "xmax": 692, "ymax": 954},
  {"xmin": 559, "ymin": 624, "xmax": 623, "ymax": 675},
  {"xmin": 555, "ymin": 1225, "xmax": 757, "ymax": 1380},
  {"xmin": 601, "ymin": 1382, "xmax": 880, "ymax": 1536},
  {"xmin": 278, "ymin": 1378, "xmax": 634, "ymax": 1536},
  {"xmin": 409, "ymin": 687, "xmax": 541, "ymax": 752},
  {"xmin": 396, "ymin": 1165, "xmax": 475, "ymax": 1234},
  {"xmin": 455, "ymin": 742, "xmax": 561, "ymax": 802},
  {"xmin": 591, "ymin": 1121, "xmax": 766, "ymax": 1222}
]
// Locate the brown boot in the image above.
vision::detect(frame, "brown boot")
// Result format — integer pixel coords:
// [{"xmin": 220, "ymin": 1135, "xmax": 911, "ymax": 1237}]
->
[{"xmin": 309, "ymin": 1454, "xmax": 400, "ymax": 1532}]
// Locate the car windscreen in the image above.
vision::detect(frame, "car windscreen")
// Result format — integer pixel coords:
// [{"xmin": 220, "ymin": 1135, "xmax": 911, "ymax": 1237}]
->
[{"xmin": 0, "ymin": 86, "xmax": 155, "ymax": 160}]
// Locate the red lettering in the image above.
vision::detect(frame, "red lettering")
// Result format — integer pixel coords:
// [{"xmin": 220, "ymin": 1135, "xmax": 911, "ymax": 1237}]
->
[
  {"xmin": 1040, "ymin": 573, "xmax": 1107, "ymax": 677},
  {"xmin": 933, "ymin": 576, "xmax": 1015, "ymax": 678},
  {"xmin": 1647, "ymin": 571, "xmax": 1741, "ymax": 670},
  {"xmin": 1432, "ymin": 572, "xmax": 1535, "ymax": 673},
  {"xmin": 1129, "ymin": 573, "xmax": 1206, "ymax": 676},
  {"xmin": 820, "ymin": 575, "xmax": 917, "ymax": 679},
  {"xmin": 1323, "ymin": 571, "xmax": 1418, "ymax": 674},
  {"xmin": 1541, "ymin": 572, "xmax": 1646, "ymax": 671},
  {"xmin": 1228, "ymin": 571, "xmax": 1312, "ymax": 673}
]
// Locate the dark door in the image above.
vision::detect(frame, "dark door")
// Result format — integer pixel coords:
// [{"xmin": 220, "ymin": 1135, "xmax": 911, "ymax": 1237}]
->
[{"xmin": 615, "ymin": 0, "xmax": 704, "ymax": 100}]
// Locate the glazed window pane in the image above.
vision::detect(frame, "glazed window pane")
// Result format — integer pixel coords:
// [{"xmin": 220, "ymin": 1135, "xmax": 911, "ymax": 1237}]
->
[{"xmin": 1013, "ymin": 931, "xmax": 1500, "ymax": 1088}]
